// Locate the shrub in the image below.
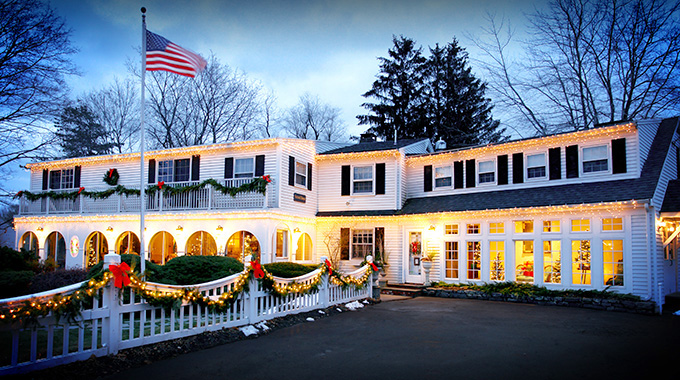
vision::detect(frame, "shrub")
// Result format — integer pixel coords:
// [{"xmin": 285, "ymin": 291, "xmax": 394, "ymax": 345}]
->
[
  {"xmin": 0, "ymin": 271, "xmax": 34, "ymax": 298},
  {"xmin": 28, "ymin": 269, "xmax": 88, "ymax": 294},
  {"xmin": 431, "ymin": 281, "xmax": 641, "ymax": 301},
  {"xmin": 263, "ymin": 262, "xmax": 318, "ymax": 278},
  {"xmin": 156, "ymin": 256, "xmax": 244, "ymax": 285},
  {"xmin": 86, "ymin": 254, "xmax": 163, "ymax": 280},
  {"xmin": 0, "ymin": 246, "xmax": 39, "ymax": 272}
]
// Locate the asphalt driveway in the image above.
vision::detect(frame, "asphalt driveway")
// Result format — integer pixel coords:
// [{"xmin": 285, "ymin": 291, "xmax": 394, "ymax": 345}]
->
[{"xmin": 110, "ymin": 297, "xmax": 680, "ymax": 380}]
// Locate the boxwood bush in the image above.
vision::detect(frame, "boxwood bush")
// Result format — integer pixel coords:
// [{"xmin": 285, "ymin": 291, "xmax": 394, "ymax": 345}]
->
[
  {"xmin": 263, "ymin": 262, "xmax": 318, "ymax": 278},
  {"xmin": 155, "ymin": 256, "xmax": 244, "ymax": 285}
]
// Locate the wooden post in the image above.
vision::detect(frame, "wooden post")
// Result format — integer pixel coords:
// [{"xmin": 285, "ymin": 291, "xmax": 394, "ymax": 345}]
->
[
  {"xmin": 319, "ymin": 256, "xmax": 329, "ymax": 308},
  {"xmin": 102, "ymin": 253, "xmax": 121, "ymax": 354}
]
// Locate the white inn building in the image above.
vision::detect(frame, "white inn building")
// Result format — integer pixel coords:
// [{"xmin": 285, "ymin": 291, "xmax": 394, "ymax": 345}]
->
[{"xmin": 13, "ymin": 117, "xmax": 680, "ymax": 307}]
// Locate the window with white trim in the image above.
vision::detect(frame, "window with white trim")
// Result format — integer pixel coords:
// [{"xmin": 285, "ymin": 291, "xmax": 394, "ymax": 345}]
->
[
  {"xmin": 489, "ymin": 222, "xmax": 504, "ymax": 234},
  {"xmin": 571, "ymin": 219, "xmax": 590, "ymax": 232},
  {"xmin": 275, "ymin": 229, "xmax": 288, "ymax": 259},
  {"xmin": 603, "ymin": 240, "xmax": 623, "ymax": 286},
  {"xmin": 445, "ymin": 241, "xmax": 459, "ymax": 279},
  {"xmin": 478, "ymin": 160, "xmax": 495, "ymax": 184},
  {"xmin": 295, "ymin": 160, "xmax": 307, "ymax": 187},
  {"xmin": 234, "ymin": 158, "xmax": 255, "ymax": 178},
  {"xmin": 602, "ymin": 217, "xmax": 623, "ymax": 231},
  {"xmin": 351, "ymin": 229, "xmax": 373, "ymax": 259},
  {"xmin": 467, "ymin": 224, "xmax": 480, "ymax": 234},
  {"xmin": 158, "ymin": 159, "xmax": 190, "ymax": 183},
  {"xmin": 514, "ymin": 220, "xmax": 534, "ymax": 233},
  {"xmin": 543, "ymin": 220, "xmax": 561, "ymax": 233},
  {"xmin": 352, "ymin": 166, "xmax": 373, "ymax": 194},
  {"xmin": 582, "ymin": 145, "xmax": 608, "ymax": 173},
  {"xmin": 445, "ymin": 224, "xmax": 459, "ymax": 235},
  {"xmin": 434, "ymin": 165, "xmax": 452, "ymax": 188},
  {"xmin": 526, "ymin": 153, "xmax": 546, "ymax": 179},
  {"xmin": 543, "ymin": 240, "xmax": 561, "ymax": 284},
  {"xmin": 49, "ymin": 168, "xmax": 75, "ymax": 189},
  {"xmin": 489, "ymin": 241, "xmax": 505, "ymax": 281}
]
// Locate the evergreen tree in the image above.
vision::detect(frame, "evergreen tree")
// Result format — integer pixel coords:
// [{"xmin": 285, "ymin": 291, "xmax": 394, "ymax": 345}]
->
[
  {"xmin": 357, "ymin": 35, "xmax": 428, "ymax": 140},
  {"xmin": 425, "ymin": 39, "xmax": 505, "ymax": 148},
  {"xmin": 54, "ymin": 105, "xmax": 119, "ymax": 158}
]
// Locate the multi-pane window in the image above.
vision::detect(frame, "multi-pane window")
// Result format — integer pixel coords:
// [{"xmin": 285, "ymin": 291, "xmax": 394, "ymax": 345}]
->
[
  {"xmin": 445, "ymin": 224, "xmax": 459, "ymax": 235},
  {"xmin": 467, "ymin": 224, "xmax": 480, "ymax": 234},
  {"xmin": 571, "ymin": 219, "xmax": 591, "ymax": 232},
  {"xmin": 543, "ymin": 241, "xmax": 561, "ymax": 284},
  {"xmin": 572, "ymin": 240, "xmax": 591, "ymax": 285},
  {"xmin": 543, "ymin": 220, "xmax": 560, "ymax": 233},
  {"xmin": 275, "ymin": 229, "xmax": 288, "ymax": 258},
  {"xmin": 445, "ymin": 241, "xmax": 459, "ymax": 279},
  {"xmin": 527, "ymin": 153, "xmax": 546, "ymax": 179},
  {"xmin": 351, "ymin": 229, "xmax": 373, "ymax": 259},
  {"xmin": 514, "ymin": 220, "xmax": 534, "ymax": 233},
  {"xmin": 158, "ymin": 159, "xmax": 190, "ymax": 182},
  {"xmin": 602, "ymin": 217, "xmax": 623, "ymax": 231},
  {"xmin": 489, "ymin": 241, "xmax": 505, "ymax": 281},
  {"xmin": 158, "ymin": 160, "xmax": 173, "ymax": 182},
  {"xmin": 583, "ymin": 145, "xmax": 608, "ymax": 173},
  {"xmin": 353, "ymin": 166, "xmax": 373, "ymax": 194},
  {"xmin": 49, "ymin": 169, "xmax": 75, "ymax": 189},
  {"xmin": 435, "ymin": 166, "xmax": 452, "ymax": 187},
  {"xmin": 174, "ymin": 159, "xmax": 190, "ymax": 182},
  {"xmin": 489, "ymin": 222, "xmax": 504, "ymax": 234},
  {"xmin": 234, "ymin": 158, "xmax": 254, "ymax": 178},
  {"xmin": 515, "ymin": 240, "xmax": 534, "ymax": 283},
  {"xmin": 603, "ymin": 240, "xmax": 624, "ymax": 286},
  {"xmin": 295, "ymin": 161, "xmax": 307, "ymax": 187},
  {"xmin": 478, "ymin": 160, "xmax": 495, "ymax": 184},
  {"xmin": 467, "ymin": 241, "xmax": 481, "ymax": 280}
]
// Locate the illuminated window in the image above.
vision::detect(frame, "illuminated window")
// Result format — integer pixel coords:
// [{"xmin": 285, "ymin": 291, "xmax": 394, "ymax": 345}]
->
[
  {"xmin": 49, "ymin": 168, "xmax": 75, "ymax": 189},
  {"xmin": 543, "ymin": 241, "xmax": 561, "ymax": 284},
  {"xmin": 467, "ymin": 224, "xmax": 480, "ymax": 234},
  {"xmin": 276, "ymin": 229, "xmax": 288, "ymax": 258},
  {"xmin": 466, "ymin": 241, "xmax": 481, "ymax": 280},
  {"xmin": 571, "ymin": 240, "xmax": 591, "ymax": 285},
  {"xmin": 514, "ymin": 220, "xmax": 534, "ymax": 233},
  {"xmin": 296, "ymin": 233, "xmax": 313, "ymax": 261},
  {"xmin": 489, "ymin": 241, "xmax": 505, "ymax": 281},
  {"xmin": 234, "ymin": 158, "xmax": 254, "ymax": 178},
  {"xmin": 543, "ymin": 220, "xmax": 560, "ymax": 232},
  {"xmin": 583, "ymin": 145, "xmax": 608, "ymax": 173},
  {"xmin": 571, "ymin": 219, "xmax": 591, "ymax": 232},
  {"xmin": 527, "ymin": 153, "xmax": 546, "ymax": 179},
  {"xmin": 45, "ymin": 231, "xmax": 66, "ymax": 268},
  {"xmin": 295, "ymin": 160, "xmax": 307, "ymax": 187},
  {"xmin": 603, "ymin": 240, "xmax": 624, "ymax": 286},
  {"xmin": 515, "ymin": 240, "xmax": 534, "ymax": 283},
  {"xmin": 434, "ymin": 165, "xmax": 452, "ymax": 187},
  {"xmin": 20, "ymin": 232, "xmax": 39, "ymax": 255},
  {"xmin": 478, "ymin": 160, "xmax": 495, "ymax": 184},
  {"xmin": 602, "ymin": 217, "xmax": 623, "ymax": 231},
  {"xmin": 185, "ymin": 231, "xmax": 217, "ymax": 256},
  {"xmin": 445, "ymin": 241, "xmax": 459, "ymax": 279},
  {"xmin": 353, "ymin": 166, "xmax": 373, "ymax": 194},
  {"xmin": 226, "ymin": 231, "xmax": 260, "ymax": 262},
  {"xmin": 445, "ymin": 224, "xmax": 459, "ymax": 235},
  {"xmin": 85, "ymin": 232, "xmax": 108, "ymax": 268},
  {"xmin": 351, "ymin": 229, "xmax": 373, "ymax": 259},
  {"xmin": 149, "ymin": 231, "xmax": 177, "ymax": 264},
  {"xmin": 116, "ymin": 231, "xmax": 140, "ymax": 256},
  {"xmin": 489, "ymin": 222, "xmax": 504, "ymax": 234}
]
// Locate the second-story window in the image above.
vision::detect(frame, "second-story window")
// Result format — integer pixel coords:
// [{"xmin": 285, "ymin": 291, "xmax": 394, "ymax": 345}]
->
[
  {"xmin": 583, "ymin": 145, "xmax": 608, "ymax": 173},
  {"xmin": 234, "ymin": 158, "xmax": 254, "ymax": 178},
  {"xmin": 478, "ymin": 160, "xmax": 495, "ymax": 184},
  {"xmin": 158, "ymin": 159, "xmax": 190, "ymax": 183},
  {"xmin": 295, "ymin": 160, "xmax": 307, "ymax": 187},
  {"xmin": 435, "ymin": 166, "xmax": 452, "ymax": 188},
  {"xmin": 527, "ymin": 153, "xmax": 546, "ymax": 179},
  {"xmin": 353, "ymin": 165, "xmax": 373, "ymax": 194},
  {"xmin": 49, "ymin": 168, "xmax": 74, "ymax": 189}
]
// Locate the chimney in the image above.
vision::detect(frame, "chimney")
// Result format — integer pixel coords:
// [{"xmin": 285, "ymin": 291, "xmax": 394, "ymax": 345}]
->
[{"xmin": 360, "ymin": 133, "xmax": 376, "ymax": 143}]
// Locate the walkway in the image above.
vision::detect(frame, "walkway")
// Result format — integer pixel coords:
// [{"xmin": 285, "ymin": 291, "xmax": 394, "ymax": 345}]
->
[{"xmin": 110, "ymin": 297, "xmax": 679, "ymax": 379}]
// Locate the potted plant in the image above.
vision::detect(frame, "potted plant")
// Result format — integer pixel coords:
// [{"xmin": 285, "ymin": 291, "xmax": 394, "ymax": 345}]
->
[{"xmin": 421, "ymin": 248, "xmax": 435, "ymax": 284}]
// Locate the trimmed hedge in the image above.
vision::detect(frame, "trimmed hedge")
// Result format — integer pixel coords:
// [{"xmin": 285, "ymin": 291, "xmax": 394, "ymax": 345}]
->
[
  {"xmin": 431, "ymin": 281, "xmax": 641, "ymax": 301},
  {"xmin": 0, "ymin": 246, "xmax": 38, "ymax": 272},
  {"xmin": 155, "ymin": 256, "xmax": 244, "ymax": 285},
  {"xmin": 263, "ymin": 262, "xmax": 318, "ymax": 278},
  {"xmin": 0, "ymin": 271, "xmax": 34, "ymax": 298}
]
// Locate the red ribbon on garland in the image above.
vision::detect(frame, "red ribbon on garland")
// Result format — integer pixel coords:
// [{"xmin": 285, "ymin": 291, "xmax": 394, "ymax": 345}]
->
[
  {"xmin": 157, "ymin": 181, "xmax": 165, "ymax": 190},
  {"xmin": 325, "ymin": 259, "xmax": 333, "ymax": 275},
  {"xmin": 108, "ymin": 168, "xmax": 114, "ymax": 178},
  {"xmin": 109, "ymin": 262, "xmax": 131, "ymax": 288},
  {"xmin": 78, "ymin": 187, "xmax": 85, "ymax": 194},
  {"xmin": 370, "ymin": 262, "xmax": 378, "ymax": 272},
  {"xmin": 262, "ymin": 175, "xmax": 272, "ymax": 183},
  {"xmin": 251, "ymin": 260, "xmax": 265, "ymax": 279}
]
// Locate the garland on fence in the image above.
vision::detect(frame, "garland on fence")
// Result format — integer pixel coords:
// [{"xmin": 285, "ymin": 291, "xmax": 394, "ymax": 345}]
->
[
  {"xmin": 0, "ymin": 259, "xmax": 376, "ymax": 325},
  {"xmin": 14, "ymin": 176, "xmax": 271, "ymax": 202}
]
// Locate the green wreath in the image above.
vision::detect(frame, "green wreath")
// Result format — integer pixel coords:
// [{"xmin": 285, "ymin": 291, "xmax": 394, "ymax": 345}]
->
[{"xmin": 103, "ymin": 168, "xmax": 119, "ymax": 186}]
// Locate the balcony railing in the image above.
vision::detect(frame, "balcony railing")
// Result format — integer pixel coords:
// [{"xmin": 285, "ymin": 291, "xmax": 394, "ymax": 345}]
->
[{"xmin": 18, "ymin": 178, "xmax": 274, "ymax": 216}]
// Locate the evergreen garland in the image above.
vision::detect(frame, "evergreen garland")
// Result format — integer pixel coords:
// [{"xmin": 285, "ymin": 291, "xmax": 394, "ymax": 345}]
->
[{"xmin": 103, "ymin": 168, "xmax": 119, "ymax": 186}]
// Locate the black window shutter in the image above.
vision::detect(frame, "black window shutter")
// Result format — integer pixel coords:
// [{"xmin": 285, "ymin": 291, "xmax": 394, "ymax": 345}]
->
[
  {"xmin": 224, "ymin": 157, "xmax": 234, "ymax": 179},
  {"xmin": 288, "ymin": 156, "xmax": 295, "ymax": 186},
  {"xmin": 42, "ymin": 169, "xmax": 49, "ymax": 190},
  {"xmin": 611, "ymin": 138, "xmax": 627, "ymax": 174},
  {"xmin": 340, "ymin": 228, "xmax": 350, "ymax": 260},
  {"xmin": 566, "ymin": 145, "xmax": 579, "ymax": 178},
  {"xmin": 255, "ymin": 155, "xmax": 265, "ymax": 176},
  {"xmin": 376, "ymin": 163, "xmax": 385, "ymax": 194},
  {"xmin": 454, "ymin": 161, "xmax": 464, "ymax": 189},
  {"xmin": 74, "ymin": 166, "xmax": 81, "ymax": 188},
  {"xmin": 512, "ymin": 153, "xmax": 524, "ymax": 184},
  {"xmin": 191, "ymin": 155, "xmax": 200, "ymax": 181},
  {"xmin": 497, "ymin": 155, "xmax": 508, "ymax": 185},
  {"xmin": 307, "ymin": 163, "xmax": 313, "ymax": 190},
  {"xmin": 375, "ymin": 227, "xmax": 385, "ymax": 259},
  {"xmin": 424, "ymin": 165, "xmax": 433, "ymax": 192},
  {"xmin": 148, "ymin": 159, "xmax": 156, "ymax": 184},
  {"xmin": 466, "ymin": 159, "xmax": 476, "ymax": 188},
  {"xmin": 549, "ymin": 147, "xmax": 561, "ymax": 180},
  {"xmin": 341, "ymin": 165, "xmax": 351, "ymax": 196}
]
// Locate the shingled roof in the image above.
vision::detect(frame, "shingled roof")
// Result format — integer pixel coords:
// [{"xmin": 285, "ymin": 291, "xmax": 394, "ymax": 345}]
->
[
  {"xmin": 318, "ymin": 139, "xmax": 427, "ymax": 155},
  {"xmin": 661, "ymin": 179, "xmax": 680, "ymax": 213},
  {"xmin": 317, "ymin": 117, "xmax": 678, "ymax": 217}
]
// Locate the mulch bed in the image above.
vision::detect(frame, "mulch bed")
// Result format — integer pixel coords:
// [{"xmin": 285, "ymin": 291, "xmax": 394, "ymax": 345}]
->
[{"xmin": 8, "ymin": 300, "xmax": 376, "ymax": 380}]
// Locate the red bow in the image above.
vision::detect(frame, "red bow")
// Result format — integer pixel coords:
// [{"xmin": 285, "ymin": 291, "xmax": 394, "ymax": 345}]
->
[
  {"xmin": 370, "ymin": 262, "xmax": 378, "ymax": 272},
  {"xmin": 15, "ymin": 191, "xmax": 22, "ymax": 197},
  {"xmin": 78, "ymin": 187, "xmax": 85, "ymax": 194},
  {"xmin": 262, "ymin": 175, "xmax": 271, "ymax": 183},
  {"xmin": 157, "ymin": 181, "xmax": 165, "ymax": 190},
  {"xmin": 108, "ymin": 168, "xmax": 114, "ymax": 178},
  {"xmin": 251, "ymin": 260, "xmax": 265, "ymax": 279},
  {"xmin": 109, "ymin": 262, "xmax": 131, "ymax": 288},
  {"xmin": 325, "ymin": 259, "xmax": 333, "ymax": 275}
]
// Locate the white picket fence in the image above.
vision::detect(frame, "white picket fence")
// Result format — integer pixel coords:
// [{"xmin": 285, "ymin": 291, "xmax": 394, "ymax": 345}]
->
[{"xmin": 0, "ymin": 257, "xmax": 374, "ymax": 375}]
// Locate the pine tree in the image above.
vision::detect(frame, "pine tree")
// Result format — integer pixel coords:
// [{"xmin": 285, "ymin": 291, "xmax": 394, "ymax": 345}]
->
[{"xmin": 54, "ymin": 105, "xmax": 119, "ymax": 158}]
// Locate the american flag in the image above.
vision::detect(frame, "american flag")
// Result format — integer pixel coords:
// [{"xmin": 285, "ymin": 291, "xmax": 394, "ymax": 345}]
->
[{"xmin": 145, "ymin": 30, "xmax": 207, "ymax": 78}]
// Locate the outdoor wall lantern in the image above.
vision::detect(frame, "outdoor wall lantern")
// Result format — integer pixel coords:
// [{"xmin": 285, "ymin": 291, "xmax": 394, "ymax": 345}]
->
[
  {"xmin": 293, "ymin": 227, "xmax": 300, "ymax": 233},
  {"xmin": 36, "ymin": 226, "xmax": 43, "ymax": 232},
  {"xmin": 106, "ymin": 226, "xmax": 114, "ymax": 232},
  {"xmin": 429, "ymin": 225, "xmax": 436, "ymax": 231},
  {"xmin": 216, "ymin": 225, "xmax": 223, "ymax": 231},
  {"xmin": 176, "ymin": 226, "xmax": 183, "ymax": 231}
]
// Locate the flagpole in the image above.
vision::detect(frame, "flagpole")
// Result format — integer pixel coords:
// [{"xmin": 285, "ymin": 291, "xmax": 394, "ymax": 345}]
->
[{"xmin": 139, "ymin": 7, "xmax": 147, "ymax": 275}]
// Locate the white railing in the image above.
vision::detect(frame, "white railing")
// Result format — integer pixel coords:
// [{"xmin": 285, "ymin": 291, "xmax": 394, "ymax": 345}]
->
[
  {"xmin": 18, "ymin": 178, "xmax": 272, "ymax": 216},
  {"xmin": 0, "ymin": 255, "xmax": 374, "ymax": 375}
]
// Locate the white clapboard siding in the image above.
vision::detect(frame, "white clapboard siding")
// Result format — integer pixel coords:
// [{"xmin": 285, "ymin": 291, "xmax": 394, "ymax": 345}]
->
[
  {"xmin": 630, "ymin": 213, "xmax": 651, "ymax": 299},
  {"xmin": 278, "ymin": 140, "xmax": 319, "ymax": 216}
]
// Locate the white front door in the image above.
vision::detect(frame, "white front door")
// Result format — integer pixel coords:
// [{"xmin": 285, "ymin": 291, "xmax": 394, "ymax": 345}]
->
[{"xmin": 405, "ymin": 230, "xmax": 423, "ymax": 283}]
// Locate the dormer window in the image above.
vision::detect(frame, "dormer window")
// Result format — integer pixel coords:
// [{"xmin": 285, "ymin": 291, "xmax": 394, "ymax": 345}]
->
[
  {"xmin": 353, "ymin": 166, "xmax": 373, "ymax": 194},
  {"xmin": 234, "ymin": 158, "xmax": 254, "ymax": 178},
  {"xmin": 583, "ymin": 145, "xmax": 608, "ymax": 173},
  {"xmin": 478, "ymin": 160, "xmax": 495, "ymax": 184},
  {"xmin": 526, "ymin": 153, "xmax": 546, "ymax": 179},
  {"xmin": 434, "ymin": 166, "xmax": 452, "ymax": 187}
]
